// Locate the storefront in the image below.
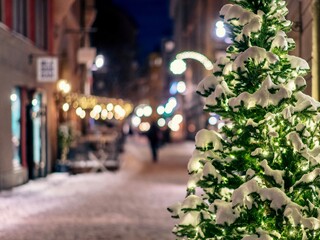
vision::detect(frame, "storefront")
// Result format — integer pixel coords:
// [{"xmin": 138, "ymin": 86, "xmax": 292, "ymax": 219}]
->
[
  {"xmin": 0, "ymin": 26, "xmax": 51, "ymax": 189},
  {"xmin": 6, "ymin": 86, "xmax": 49, "ymax": 184}
]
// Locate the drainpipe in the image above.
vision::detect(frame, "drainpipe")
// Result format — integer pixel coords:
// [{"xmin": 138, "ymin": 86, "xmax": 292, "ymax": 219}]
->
[{"xmin": 312, "ymin": 0, "xmax": 320, "ymax": 100}]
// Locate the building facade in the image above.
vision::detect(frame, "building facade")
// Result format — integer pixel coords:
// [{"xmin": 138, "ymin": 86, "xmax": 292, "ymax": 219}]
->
[{"xmin": 0, "ymin": 0, "xmax": 95, "ymax": 189}]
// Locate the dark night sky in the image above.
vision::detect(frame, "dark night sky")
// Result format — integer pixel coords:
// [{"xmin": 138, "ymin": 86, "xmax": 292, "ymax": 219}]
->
[{"xmin": 92, "ymin": 0, "xmax": 173, "ymax": 65}]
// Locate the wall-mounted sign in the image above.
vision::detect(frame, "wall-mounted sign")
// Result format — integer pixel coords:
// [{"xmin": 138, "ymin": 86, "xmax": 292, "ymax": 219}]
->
[
  {"xmin": 77, "ymin": 47, "xmax": 96, "ymax": 67},
  {"xmin": 37, "ymin": 57, "xmax": 58, "ymax": 82}
]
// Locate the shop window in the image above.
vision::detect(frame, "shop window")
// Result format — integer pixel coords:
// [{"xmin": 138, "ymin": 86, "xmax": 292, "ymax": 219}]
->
[
  {"xmin": 11, "ymin": 87, "xmax": 21, "ymax": 165},
  {"xmin": 31, "ymin": 93, "xmax": 42, "ymax": 164}
]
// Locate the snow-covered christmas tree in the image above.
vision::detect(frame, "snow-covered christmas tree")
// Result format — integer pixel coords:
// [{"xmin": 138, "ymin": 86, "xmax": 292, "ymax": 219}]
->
[{"xmin": 168, "ymin": 0, "xmax": 320, "ymax": 239}]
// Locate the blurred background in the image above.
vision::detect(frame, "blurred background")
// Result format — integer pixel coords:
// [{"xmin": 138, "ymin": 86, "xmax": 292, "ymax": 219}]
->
[{"xmin": 0, "ymin": 0, "xmax": 319, "ymax": 239}]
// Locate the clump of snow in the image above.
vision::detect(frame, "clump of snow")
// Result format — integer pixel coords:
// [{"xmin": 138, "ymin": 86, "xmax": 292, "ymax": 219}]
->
[
  {"xmin": 308, "ymin": 146, "xmax": 320, "ymax": 159},
  {"xmin": 202, "ymin": 162, "xmax": 222, "ymax": 183},
  {"xmin": 232, "ymin": 178, "xmax": 260, "ymax": 208},
  {"xmin": 260, "ymin": 160, "xmax": 284, "ymax": 188},
  {"xmin": 246, "ymin": 169, "xmax": 255, "ymax": 179},
  {"xmin": 286, "ymin": 131, "xmax": 305, "ymax": 151},
  {"xmin": 181, "ymin": 195, "xmax": 204, "ymax": 210},
  {"xmin": 187, "ymin": 172, "xmax": 202, "ymax": 189},
  {"xmin": 251, "ymin": 148, "xmax": 263, "ymax": 156},
  {"xmin": 285, "ymin": 76, "xmax": 306, "ymax": 92},
  {"xmin": 179, "ymin": 212, "xmax": 201, "ymax": 226},
  {"xmin": 229, "ymin": 75, "xmax": 292, "ymax": 110},
  {"xmin": 284, "ymin": 202, "xmax": 320, "ymax": 230},
  {"xmin": 168, "ymin": 202, "xmax": 182, "ymax": 218},
  {"xmin": 236, "ymin": 16, "xmax": 262, "ymax": 42},
  {"xmin": 292, "ymin": 168, "xmax": 320, "ymax": 189},
  {"xmin": 293, "ymin": 92, "xmax": 320, "ymax": 112},
  {"xmin": 301, "ymin": 217, "xmax": 320, "ymax": 230},
  {"xmin": 286, "ymin": 55, "xmax": 310, "ymax": 71},
  {"xmin": 259, "ymin": 188, "xmax": 289, "ymax": 210},
  {"xmin": 187, "ymin": 150, "xmax": 206, "ymax": 173},
  {"xmin": 220, "ymin": 4, "xmax": 258, "ymax": 26},
  {"xmin": 195, "ymin": 129, "xmax": 223, "ymax": 151},
  {"xmin": 233, "ymin": 47, "xmax": 278, "ymax": 71},
  {"xmin": 242, "ymin": 233, "xmax": 273, "ymax": 240},
  {"xmin": 205, "ymin": 81, "xmax": 235, "ymax": 106},
  {"xmin": 212, "ymin": 56, "xmax": 230, "ymax": 74},
  {"xmin": 197, "ymin": 75, "xmax": 222, "ymax": 96},
  {"xmin": 284, "ymin": 202, "xmax": 304, "ymax": 226},
  {"xmin": 301, "ymin": 147, "xmax": 320, "ymax": 167},
  {"xmin": 270, "ymin": 31, "xmax": 291, "ymax": 51},
  {"xmin": 242, "ymin": 227, "xmax": 281, "ymax": 239},
  {"xmin": 296, "ymin": 123, "xmax": 305, "ymax": 132},
  {"xmin": 268, "ymin": 124, "xmax": 279, "ymax": 137},
  {"xmin": 211, "ymin": 200, "xmax": 240, "ymax": 225},
  {"xmin": 282, "ymin": 106, "xmax": 293, "ymax": 119},
  {"xmin": 246, "ymin": 119, "xmax": 258, "ymax": 127},
  {"xmin": 223, "ymin": 62, "xmax": 233, "ymax": 75}
]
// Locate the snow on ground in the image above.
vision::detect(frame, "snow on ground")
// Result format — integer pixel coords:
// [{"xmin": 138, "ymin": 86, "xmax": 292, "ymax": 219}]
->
[{"xmin": 0, "ymin": 135, "xmax": 195, "ymax": 240}]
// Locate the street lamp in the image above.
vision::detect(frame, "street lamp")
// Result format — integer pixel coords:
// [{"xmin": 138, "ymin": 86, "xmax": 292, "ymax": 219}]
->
[
  {"xmin": 215, "ymin": 20, "xmax": 226, "ymax": 38},
  {"xmin": 170, "ymin": 51, "xmax": 213, "ymax": 75},
  {"xmin": 57, "ymin": 79, "xmax": 71, "ymax": 94},
  {"xmin": 94, "ymin": 54, "xmax": 105, "ymax": 69},
  {"xmin": 176, "ymin": 81, "xmax": 186, "ymax": 94}
]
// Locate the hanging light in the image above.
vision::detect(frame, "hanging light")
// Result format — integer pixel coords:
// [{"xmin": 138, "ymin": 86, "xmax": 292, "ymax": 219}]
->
[
  {"xmin": 215, "ymin": 20, "xmax": 226, "ymax": 38},
  {"xmin": 95, "ymin": 54, "xmax": 105, "ymax": 69},
  {"xmin": 177, "ymin": 81, "xmax": 186, "ymax": 93}
]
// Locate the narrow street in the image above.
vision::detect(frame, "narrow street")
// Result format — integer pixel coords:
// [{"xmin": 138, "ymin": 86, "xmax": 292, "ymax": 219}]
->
[{"xmin": 0, "ymin": 136, "xmax": 194, "ymax": 240}]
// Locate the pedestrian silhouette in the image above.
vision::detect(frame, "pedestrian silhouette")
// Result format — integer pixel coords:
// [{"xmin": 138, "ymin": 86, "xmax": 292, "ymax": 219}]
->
[{"xmin": 146, "ymin": 121, "xmax": 161, "ymax": 162}]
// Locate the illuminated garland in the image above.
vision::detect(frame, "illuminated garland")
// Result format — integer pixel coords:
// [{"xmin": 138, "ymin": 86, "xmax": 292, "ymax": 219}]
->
[
  {"xmin": 176, "ymin": 51, "xmax": 214, "ymax": 71},
  {"xmin": 60, "ymin": 93, "xmax": 133, "ymax": 121}
]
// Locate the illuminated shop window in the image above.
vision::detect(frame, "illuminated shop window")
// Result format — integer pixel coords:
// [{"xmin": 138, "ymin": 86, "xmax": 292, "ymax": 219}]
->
[
  {"xmin": 11, "ymin": 87, "xmax": 21, "ymax": 164},
  {"xmin": 32, "ymin": 93, "xmax": 42, "ymax": 164}
]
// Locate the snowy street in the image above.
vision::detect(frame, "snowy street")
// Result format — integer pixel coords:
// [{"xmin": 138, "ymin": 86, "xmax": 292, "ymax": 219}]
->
[{"xmin": 0, "ymin": 136, "xmax": 194, "ymax": 240}]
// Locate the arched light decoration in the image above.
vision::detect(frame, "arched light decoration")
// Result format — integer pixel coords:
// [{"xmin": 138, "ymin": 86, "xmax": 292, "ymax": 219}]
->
[{"xmin": 175, "ymin": 51, "xmax": 214, "ymax": 71}]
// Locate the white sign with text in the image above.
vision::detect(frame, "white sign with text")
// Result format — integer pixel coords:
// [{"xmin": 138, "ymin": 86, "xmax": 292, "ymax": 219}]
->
[{"xmin": 37, "ymin": 57, "xmax": 58, "ymax": 82}]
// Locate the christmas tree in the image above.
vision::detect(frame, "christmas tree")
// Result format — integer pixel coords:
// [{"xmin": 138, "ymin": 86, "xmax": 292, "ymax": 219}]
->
[{"xmin": 168, "ymin": 0, "xmax": 320, "ymax": 239}]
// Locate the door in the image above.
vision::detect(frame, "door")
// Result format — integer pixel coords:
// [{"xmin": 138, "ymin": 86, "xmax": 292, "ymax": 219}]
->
[{"xmin": 27, "ymin": 91, "xmax": 48, "ymax": 179}]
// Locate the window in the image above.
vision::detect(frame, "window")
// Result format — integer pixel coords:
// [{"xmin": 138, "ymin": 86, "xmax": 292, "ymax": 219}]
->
[
  {"xmin": 31, "ymin": 93, "xmax": 42, "ymax": 164},
  {"xmin": 12, "ymin": 0, "xmax": 27, "ymax": 36},
  {"xmin": 11, "ymin": 87, "xmax": 22, "ymax": 165},
  {"xmin": 35, "ymin": 0, "xmax": 48, "ymax": 50},
  {"xmin": 0, "ymin": 0, "xmax": 3, "ymax": 22}
]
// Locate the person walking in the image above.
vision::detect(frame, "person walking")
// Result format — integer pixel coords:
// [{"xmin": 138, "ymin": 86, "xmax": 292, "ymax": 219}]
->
[{"xmin": 146, "ymin": 121, "xmax": 161, "ymax": 162}]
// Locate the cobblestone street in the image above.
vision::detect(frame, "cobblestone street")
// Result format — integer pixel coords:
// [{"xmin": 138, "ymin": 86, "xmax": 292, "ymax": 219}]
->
[{"xmin": 0, "ymin": 136, "xmax": 194, "ymax": 240}]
